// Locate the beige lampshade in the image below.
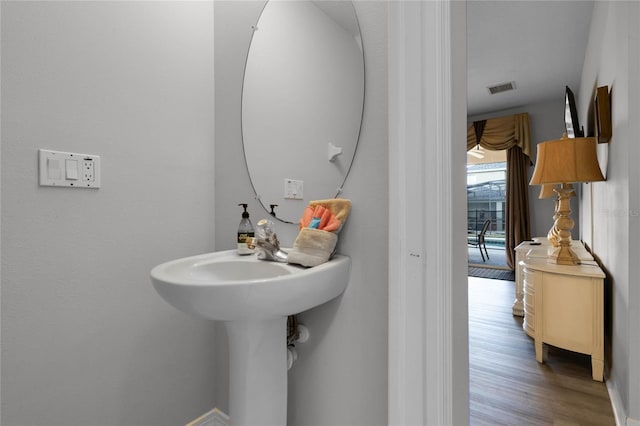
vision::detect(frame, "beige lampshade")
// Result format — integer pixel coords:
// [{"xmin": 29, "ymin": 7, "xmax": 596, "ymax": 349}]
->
[
  {"xmin": 538, "ymin": 183, "xmax": 576, "ymax": 199},
  {"xmin": 538, "ymin": 184, "xmax": 556, "ymax": 199},
  {"xmin": 530, "ymin": 136, "xmax": 605, "ymax": 185}
]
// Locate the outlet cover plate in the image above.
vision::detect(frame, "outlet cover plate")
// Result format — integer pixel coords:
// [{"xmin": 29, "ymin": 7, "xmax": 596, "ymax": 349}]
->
[
  {"xmin": 284, "ymin": 178, "xmax": 303, "ymax": 200},
  {"xmin": 39, "ymin": 149, "xmax": 101, "ymax": 189}
]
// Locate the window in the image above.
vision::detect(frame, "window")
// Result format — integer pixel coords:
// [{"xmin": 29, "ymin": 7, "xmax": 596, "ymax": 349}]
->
[{"xmin": 467, "ymin": 148, "xmax": 507, "ymax": 250}]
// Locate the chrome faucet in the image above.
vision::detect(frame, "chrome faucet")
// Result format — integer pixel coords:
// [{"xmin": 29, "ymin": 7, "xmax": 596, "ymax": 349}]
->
[{"xmin": 247, "ymin": 219, "xmax": 288, "ymax": 262}]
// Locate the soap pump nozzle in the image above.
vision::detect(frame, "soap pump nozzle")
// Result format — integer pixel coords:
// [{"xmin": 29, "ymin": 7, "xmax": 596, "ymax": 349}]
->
[{"xmin": 239, "ymin": 203, "xmax": 250, "ymax": 218}]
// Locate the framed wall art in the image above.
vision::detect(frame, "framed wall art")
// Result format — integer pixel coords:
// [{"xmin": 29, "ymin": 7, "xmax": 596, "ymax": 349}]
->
[{"xmin": 594, "ymin": 85, "xmax": 611, "ymax": 143}]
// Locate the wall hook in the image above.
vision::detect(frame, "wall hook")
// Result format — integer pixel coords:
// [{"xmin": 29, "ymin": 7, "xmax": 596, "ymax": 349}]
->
[{"xmin": 328, "ymin": 142, "xmax": 343, "ymax": 162}]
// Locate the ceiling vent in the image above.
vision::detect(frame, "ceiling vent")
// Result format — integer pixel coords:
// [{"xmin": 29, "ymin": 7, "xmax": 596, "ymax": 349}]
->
[{"xmin": 487, "ymin": 81, "xmax": 515, "ymax": 95}]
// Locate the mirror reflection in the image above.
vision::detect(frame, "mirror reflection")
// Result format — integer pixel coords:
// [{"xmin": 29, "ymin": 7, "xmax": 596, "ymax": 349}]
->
[{"xmin": 242, "ymin": 0, "xmax": 364, "ymax": 223}]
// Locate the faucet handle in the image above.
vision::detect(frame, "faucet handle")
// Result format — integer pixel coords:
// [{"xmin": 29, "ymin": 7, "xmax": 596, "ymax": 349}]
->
[
  {"xmin": 269, "ymin": 204, "xmax": 278, "ymax": 217},
  {"xmin": 246, "ymin": 237, "xmax": 257, "ymax": 250}
]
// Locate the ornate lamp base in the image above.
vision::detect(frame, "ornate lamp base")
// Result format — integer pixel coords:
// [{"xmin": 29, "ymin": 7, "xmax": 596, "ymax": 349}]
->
[
  {"xmin": 548, "ymin": 187, "xmax": 580, "ymax": 265},
  {"xmin": 549, "ymin": 244, "xmax": 580, "ymax": 265}
]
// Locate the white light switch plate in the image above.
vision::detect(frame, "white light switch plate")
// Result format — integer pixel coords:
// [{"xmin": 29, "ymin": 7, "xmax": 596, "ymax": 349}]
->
[{"xmin": 39, "ymin": 149, "xmax": 101, "ymax": 188}]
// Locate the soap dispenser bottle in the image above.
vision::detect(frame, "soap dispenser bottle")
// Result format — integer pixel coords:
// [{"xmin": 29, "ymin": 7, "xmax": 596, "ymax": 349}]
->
[{"xmin": 237, "ymin": 203, "xmax": 255, "ymax": 255}]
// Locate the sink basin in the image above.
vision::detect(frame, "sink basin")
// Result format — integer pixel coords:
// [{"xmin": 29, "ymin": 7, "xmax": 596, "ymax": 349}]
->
[
  {"xmin": 150, "ymin": 249, "xmax": 351, "ymax": 321},
  {"xmin": 150, "ymin": 249, "xmax": 351, "ymax": 426}
]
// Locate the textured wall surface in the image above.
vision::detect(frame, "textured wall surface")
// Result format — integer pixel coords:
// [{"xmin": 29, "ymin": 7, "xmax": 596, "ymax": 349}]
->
[
  {"xmin": 1, "ymin": 3, "xmax": 218, "ymax": 425},
  {"xmin": 579, "ymin": 1, "xmax": 640, "ymax": 421}
]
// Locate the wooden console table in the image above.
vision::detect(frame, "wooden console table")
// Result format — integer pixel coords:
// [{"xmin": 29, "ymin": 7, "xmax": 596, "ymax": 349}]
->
[
  {"xmin": 521, "ymin": 258, "xmax": 605, "ymax": 381},
  {"xmin": 513, "ymin": 238, "xmax": 595, "ymax": 316}
]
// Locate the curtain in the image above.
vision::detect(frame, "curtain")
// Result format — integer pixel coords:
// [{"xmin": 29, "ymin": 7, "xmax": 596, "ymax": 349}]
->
[
  {"xmin": 467, "ymin": 113, "xmax": 532, "ymax": 269},
  {"xmin": 467, "ymin": 113, "xmax": 532, "ymax": 158},
  {"xmin": 505, "ymin": 146, "xmax": 531, "ymax": 268}
]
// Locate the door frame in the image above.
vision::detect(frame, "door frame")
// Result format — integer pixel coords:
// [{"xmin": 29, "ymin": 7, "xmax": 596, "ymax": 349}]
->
[{"xmin": 388, "ymin": 1, "xmax": 468, "ymax": 424}]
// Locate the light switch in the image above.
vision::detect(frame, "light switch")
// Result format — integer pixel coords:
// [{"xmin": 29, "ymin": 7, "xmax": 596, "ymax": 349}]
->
[
  {"xmin": 47, "ymin": 158, "xmax": 62, "ymax": 180},
  {"xmin": 65, "ymin": 159, "xmax": 79, "ymax": 180},
  {"xmin": 284, "ymin": 178, "xmax": 304, "ymax": 200}
]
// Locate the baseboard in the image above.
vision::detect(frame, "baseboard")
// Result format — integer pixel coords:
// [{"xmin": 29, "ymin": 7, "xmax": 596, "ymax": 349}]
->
[
  {"xmin": 628, "ymin": 417, "xmax": 640, "ymax": 426},
  {"xmin": 607, "ymin": 378, "xmax": 630, "ymax": 426},
  {"xmin": 185, "ymin": 407, "xmax": 230, "ymax": 426}
]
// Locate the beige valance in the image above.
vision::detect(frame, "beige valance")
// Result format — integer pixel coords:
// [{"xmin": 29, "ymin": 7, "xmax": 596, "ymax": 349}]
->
[{"xmin": 467, "ymin": 113, "xmax": 532, "ymax": 158}]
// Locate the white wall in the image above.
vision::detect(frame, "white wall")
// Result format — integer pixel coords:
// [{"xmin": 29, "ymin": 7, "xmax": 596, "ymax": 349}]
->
[
  {"xmin": 1, "ymin": 3, "xmax": 217, "ymax": 425},
  {"xmin": 578, "ymin": 1, "xmax": 640, "ymax": 422},
  {"xmin": 214, "ymin": 1, "xmax": 388, "ymax": 424},
  {"xmin": 468, "ymin": 98, "xmax": 570, "ymax": 239}
]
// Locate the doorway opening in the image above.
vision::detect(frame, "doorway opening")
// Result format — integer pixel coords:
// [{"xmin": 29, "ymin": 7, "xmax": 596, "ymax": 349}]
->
[{"xmin": 467, "ymin": 147, "xmax": 508, "ymax": 269}]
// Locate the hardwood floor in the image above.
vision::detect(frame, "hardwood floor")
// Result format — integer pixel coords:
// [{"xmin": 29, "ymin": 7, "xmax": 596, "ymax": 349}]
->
[{"xmin": 468, "ymin": 276, "xmax": 615, "ymax": 426}]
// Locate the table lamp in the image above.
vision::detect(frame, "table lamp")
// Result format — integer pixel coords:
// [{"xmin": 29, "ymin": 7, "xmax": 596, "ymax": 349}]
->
[
  {"xmin": 538, "ymin": 183, "xmax": 575, "ymax": 247},
  {"xmin": 530, "ymin": 135, "xmax": 605, "ymax": 265}
]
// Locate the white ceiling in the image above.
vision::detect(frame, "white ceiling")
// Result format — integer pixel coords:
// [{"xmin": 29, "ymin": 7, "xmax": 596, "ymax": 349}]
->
[{"xmin": 467, "ymin": 1, "xmax": 594, "ymax": 116}]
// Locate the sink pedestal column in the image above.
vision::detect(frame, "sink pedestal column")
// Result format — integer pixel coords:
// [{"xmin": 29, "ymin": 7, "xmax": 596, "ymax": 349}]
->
[{"xmin": 224, "ymin": 317, "xmax": 287, "ymax": 426}]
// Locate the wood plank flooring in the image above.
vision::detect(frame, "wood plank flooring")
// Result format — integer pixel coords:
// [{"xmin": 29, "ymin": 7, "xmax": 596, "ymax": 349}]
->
[{"xmin": 468, "ymin": 276, "xmax": 615, "ymax": 426}]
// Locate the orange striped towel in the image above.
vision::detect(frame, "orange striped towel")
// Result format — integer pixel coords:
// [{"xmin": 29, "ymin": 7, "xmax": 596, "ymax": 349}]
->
[{"xmin": 298, "ymin": 199, "xmax": 351, "ymax": 233}]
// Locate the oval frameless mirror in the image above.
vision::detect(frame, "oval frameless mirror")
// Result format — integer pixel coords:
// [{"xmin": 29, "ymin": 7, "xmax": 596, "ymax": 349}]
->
[{"xmin": 241, "ymin": 0, "xmax": 364, "ymax": 223}]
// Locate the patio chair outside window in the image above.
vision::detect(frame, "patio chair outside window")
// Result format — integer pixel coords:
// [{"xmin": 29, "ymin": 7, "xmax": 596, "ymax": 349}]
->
[{"xmin": 469, "ymin": 219, "xmax": 491, "ymax": 262}]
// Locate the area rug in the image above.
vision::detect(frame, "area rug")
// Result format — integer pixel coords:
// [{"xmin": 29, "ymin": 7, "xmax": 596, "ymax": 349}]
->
[{"xmin": 468, "ymin": 266, "xmax": 515, "ymax": 281}]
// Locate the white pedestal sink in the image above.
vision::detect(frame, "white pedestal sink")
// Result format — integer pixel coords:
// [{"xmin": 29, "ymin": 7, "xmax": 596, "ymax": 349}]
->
[{"xmin": 150, "ymin": 250, "xmax": 351, "ymax": 426}]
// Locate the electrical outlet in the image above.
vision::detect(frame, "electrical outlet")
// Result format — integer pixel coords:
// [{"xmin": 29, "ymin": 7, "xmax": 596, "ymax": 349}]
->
[
  {"xmin": 82, "ymin": 158, "xmax": 95, "ymax": 182},
  {"xmin": 284, "ymin": 178, "xmax": 304, "ymax": 200}
]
